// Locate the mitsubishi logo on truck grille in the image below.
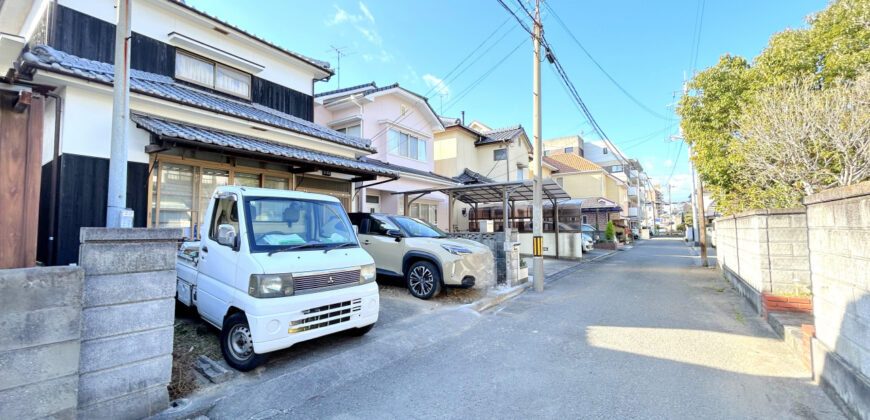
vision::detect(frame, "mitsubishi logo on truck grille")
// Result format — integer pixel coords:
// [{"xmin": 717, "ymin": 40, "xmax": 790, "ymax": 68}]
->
[{"xmin": 293, "ymin": 269, "xmax": 359, "ymax": 293}]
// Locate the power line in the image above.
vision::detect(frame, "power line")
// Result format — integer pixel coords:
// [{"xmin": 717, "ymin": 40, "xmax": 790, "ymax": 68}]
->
[
  {"xmin": 443, "ymin": 37, "xmax": 527, "ymax": 113},
  {"xmin": 543, "ymin": 2, "xmax": 672, "ymax": 121},
  {"xmin": 667, "ymin": 139, "xmax": 684, "ymax": 184},
  {"xmin": 421, "ymin": 15, "xmax": 515, "ymax": 100},
  {"xmin": 361, "ymin": 14, "xmax": 518, "ymax": 143},
  {"xmin": 688, "ymin": 0, "xmax": 706, "ymax": 72}
]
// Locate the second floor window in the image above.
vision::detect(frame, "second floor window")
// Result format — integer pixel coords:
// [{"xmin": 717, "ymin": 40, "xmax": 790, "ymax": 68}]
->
[
  {"xmin": 176, "ymin": 51, "xmax": 251, "ymax": 99},
  {"xmin": 388, "ymin": 129, "xmax": 426, "ymax": 161},
  {"xmin": 564, "ymin": 147, "xmax": 574, "ymax": 153},
  {"xmin": 336, "ymin": 124, "xmax": 361, "ymax": 137},
  {"xmin": 517, "ymin": 168, "xmax": 524, "ymax": 180}
]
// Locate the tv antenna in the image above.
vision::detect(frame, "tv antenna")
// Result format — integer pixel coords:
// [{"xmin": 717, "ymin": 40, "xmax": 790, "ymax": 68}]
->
[{"xmin": 327, "ymin": 45, "xmax": 351, "ymax": 88}]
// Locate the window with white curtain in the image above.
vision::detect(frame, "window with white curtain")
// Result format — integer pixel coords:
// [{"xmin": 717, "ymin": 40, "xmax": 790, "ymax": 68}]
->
[
  {"xmin": 388, "ymin": 129, "xmax": 426, "ymax": 161},
  {"xmin": 175, "ymin": 51, "xmax": 251, "ymax": 99}
]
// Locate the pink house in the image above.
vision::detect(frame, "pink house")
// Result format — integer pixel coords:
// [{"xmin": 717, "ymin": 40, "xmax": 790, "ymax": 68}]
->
[{"xmin": 314, "ymin": 83, "xmax": 455, "ymax": 229}]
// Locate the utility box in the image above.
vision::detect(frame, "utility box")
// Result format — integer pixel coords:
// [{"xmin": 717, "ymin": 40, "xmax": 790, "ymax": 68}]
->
[{"xmin": 504, "ymin": 241, "xmax": 522, "ymax": 286}]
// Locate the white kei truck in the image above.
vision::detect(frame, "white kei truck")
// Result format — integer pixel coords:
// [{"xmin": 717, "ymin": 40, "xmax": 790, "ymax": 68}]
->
[{"xmin": 176, "ymin": 186, "xmax": 379, "ymax": 371}]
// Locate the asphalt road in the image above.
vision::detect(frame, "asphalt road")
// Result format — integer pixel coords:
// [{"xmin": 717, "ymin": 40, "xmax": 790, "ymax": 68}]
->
[{"xmin": 211, "ymin": 238, "xmax": 845, "ymax": 419}]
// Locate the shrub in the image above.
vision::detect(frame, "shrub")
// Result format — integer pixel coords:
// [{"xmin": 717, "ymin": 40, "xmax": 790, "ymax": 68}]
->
[{"xmin": 605, "ymin": 221, "xmax": 615, "ymax": 241}]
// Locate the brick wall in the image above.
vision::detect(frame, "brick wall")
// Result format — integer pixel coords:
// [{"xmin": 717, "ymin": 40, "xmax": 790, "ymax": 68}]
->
[
  {"xmin": 714, "ymin": 208, "xmax": 811, "ymax": 302},
  {"xmin": 804, "ymin": 182, "xmax": 870, "ymax": 420},
  {"xmin": 0, "ymin": 266, "xmax": 84, "ymax": 419},
  {"xmin": 77, "ymin": 228, "xmax": 181, "ymax": 419}
]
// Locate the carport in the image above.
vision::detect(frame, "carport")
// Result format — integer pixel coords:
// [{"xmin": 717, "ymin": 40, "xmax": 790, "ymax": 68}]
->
[{"xmin": 394, "ymin": 179, "xmax": 571, "ymax": 257}]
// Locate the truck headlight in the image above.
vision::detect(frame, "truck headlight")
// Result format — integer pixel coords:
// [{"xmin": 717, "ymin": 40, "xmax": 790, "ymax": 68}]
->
[
  {"xmin": 249, "ymin": 274, "xmax": 294, "ymax": 298},
  {"xmin": 441, "ymin": 244, "xmax": 472, "ymax": 255},
  {"xmin": 360, "ymin": 263, "xmax": 376, "ymax": 284}
]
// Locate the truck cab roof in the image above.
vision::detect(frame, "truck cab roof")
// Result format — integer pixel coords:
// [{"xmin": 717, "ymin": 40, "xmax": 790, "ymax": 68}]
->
[{"xmin": 215, "ymin": 185, "xmax": 341, "ymax": 203}]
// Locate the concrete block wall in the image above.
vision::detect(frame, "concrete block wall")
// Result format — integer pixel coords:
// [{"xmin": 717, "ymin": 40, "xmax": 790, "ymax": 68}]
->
[
  {"xmin": 77, "ymin": 227, "xmax": 182, "ymax": 420},
  {"xmin": 804, "ymin": 182, "xmax": 870, "ymax": 420},
  {"xmin": 449, "ymin": 231, "xmax": 517, "ymax": 286},
  {"xmin": 713, "ymin": 208, "xmax": 811, "ymax": 300},
  {"xmin": 0, "ymin": 266, "xmax": 84, "ymax": 419},
  {"xmin": 517, "ymin": 232, "xmax": 586, "ymax": 259}
]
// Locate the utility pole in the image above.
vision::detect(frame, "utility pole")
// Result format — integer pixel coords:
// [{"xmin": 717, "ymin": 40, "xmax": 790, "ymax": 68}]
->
[
  {"xmin": 106, "ymin": 0, "xmax": 131, "ymax": 228},
  {"xmin": 531, "ymin": 0, "xmax": 544, "ymax": 292},
  {"xmin": 668, "ymin": 184, "xmax": 674, "ymax": 233},
  {"xmin": 696, "ymin": 168, "xmax": 709, "ymax": 266}
]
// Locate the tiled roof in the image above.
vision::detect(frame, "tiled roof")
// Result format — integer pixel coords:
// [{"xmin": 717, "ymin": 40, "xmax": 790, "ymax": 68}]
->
[
  {"xmin": 545, "ymin": 153, "xmax": 604, "ymax": 172},
  {"xmin": 131, "ymin": 113, "xmax": 397, "ymax": 177},
  {"xmin": 167, "ymin": 0, "xmax": 332, "ymax": 73},
  {"xmin": 319, "ymin": 82, "xmax": 443, "ymax": 130},
  {"xmin": 578, "ymin": 197, "xmax": 619, "ymax": 209},
  {"xmin": 21, "ymin": 44, "xmax": 374, "ymax": 152},
  {"xmin": 314, "ymin": 82, "xmax": 376, "ymax": 98},
  {"xmin": 439, "ymin": 116, "xmax": 461, "ymax": 127},
  {"xmin": 358, "ymin": 157, "xmax": 456, "ymax": 184},
  {"xmin": 475, "ymin": 125, "xmax": 531, "ymax": 149},
  {"xmin": 452, "ymin": 168, "xmax": 495, "ymax": 185}
]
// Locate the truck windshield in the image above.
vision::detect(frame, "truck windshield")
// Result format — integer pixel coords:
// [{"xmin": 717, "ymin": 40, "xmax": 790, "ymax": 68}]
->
[{"xmin": 243, "ymin": 197, "xmax": 357, "ymax": 253}]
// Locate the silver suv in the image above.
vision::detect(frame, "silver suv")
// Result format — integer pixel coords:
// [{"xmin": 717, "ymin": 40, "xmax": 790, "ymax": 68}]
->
[{"xmin": 348, "ymin": 213, "xmax": 494, "ymax": 299}]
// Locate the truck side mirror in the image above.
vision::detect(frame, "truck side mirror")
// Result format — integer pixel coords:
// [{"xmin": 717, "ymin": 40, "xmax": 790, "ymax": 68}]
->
[{"xmin": 217, "ymin": 224, "xmax": 237, "ymax": 248}]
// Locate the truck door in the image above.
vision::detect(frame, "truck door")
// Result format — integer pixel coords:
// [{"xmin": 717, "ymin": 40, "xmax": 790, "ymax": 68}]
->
[
  {"xmin": 196, "ymin": 193, "xmax": 241, "ymax": 326},
  {"xmin": 358, "ymin": 215, "xmax": 404, "ymax": 275}
]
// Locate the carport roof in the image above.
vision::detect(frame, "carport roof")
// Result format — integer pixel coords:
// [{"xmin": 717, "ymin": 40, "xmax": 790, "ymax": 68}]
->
[{"xmin": 393, "ymin": 178, "xmax": 571, "ymax": 205}]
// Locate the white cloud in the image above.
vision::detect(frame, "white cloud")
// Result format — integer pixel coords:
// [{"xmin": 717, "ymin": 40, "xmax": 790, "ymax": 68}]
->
[
  {"xmin": 405, "ymin": 65, "xmax": 419, "ymax": 81},
  {"xmin": 423, "ymin": 74, "xmax": 449, "ymax": 96},
  {"xmin": 651, "ymin": 174, "xmax": 693, "ymax": 202},
  {"xmin": 643, "ymin": 160, "xmax": 654, "ymax": 170},
  {"xmin": 359, "ymin": 2, "xmax": 375, "ymax": 23},
  {"xmin": 325, "ymin": 5, "xmax": 360, "ymax": 26},
  {"xmin": 664, "ymin": 159, "xmax": 673, "ymax": 168},
  {"xmin": 361, "ymin": 49, "xmax": 392, "ymax": 62},
  {"xmin": 355, "ymin": 26, "xmax": 382, "ymax": 45}
]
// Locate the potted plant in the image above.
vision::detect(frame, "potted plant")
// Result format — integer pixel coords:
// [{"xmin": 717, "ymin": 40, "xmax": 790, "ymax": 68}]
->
[{"xmin": 518, "ymin": 258, "xmax": 529, "ymax": 281}]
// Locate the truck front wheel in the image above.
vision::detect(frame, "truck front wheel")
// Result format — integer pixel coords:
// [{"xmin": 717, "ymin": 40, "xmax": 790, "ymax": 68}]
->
[{"xmin": 220, "ymin": 312, "xmax": 265, "ymax": 371}]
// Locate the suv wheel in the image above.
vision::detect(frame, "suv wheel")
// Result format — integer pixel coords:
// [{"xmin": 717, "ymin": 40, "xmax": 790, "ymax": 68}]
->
[
  {"xmin": 406, "ymin": 261, "xmax": 441, "ymax": 300},
  {"xmin": 220, "ymin": 312, "xmax": 266, "ymax": 371}
]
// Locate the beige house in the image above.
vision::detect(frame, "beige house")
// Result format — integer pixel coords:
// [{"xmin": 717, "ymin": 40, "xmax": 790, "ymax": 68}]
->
[
  {"xmin": 433, "ymin": 117, "xmax": 533, "ymax": 230},
  {"xmin": 542, "ymin": 135, "xmax": 584, "ymax": 157},
  {"xmin": 543, "ymin": 153, "xmax": 630, "ymax": 239}
]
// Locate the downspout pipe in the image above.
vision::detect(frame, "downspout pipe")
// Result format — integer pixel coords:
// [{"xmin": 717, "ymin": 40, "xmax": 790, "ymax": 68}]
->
[{"xmin": 46, "ymin": 91, "xmax": 62, "ymax": 265}]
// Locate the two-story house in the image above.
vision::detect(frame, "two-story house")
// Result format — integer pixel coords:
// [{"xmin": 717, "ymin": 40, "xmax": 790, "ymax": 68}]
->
[
  {"xmin": 433, "ymin": 116, "xmax": 532, "ymax": 230},
  {"xmin": 542, "ymin": 153, "xmax": 628, "ymax": 239},
  {"xmin": 6, "ymin": 0, "xmax": 396, "ymax": 265},
  {"xmin": 583, "ymin": 139, "xmax": 642, "ymax": 230},
  {"xmin": 313, "ymin": 82, "xmax": 454, "ymax": 229}
]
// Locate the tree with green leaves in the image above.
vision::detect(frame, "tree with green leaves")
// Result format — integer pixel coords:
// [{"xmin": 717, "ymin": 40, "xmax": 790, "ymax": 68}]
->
[{"xmin": 678, "ymin": 0, "xmax": 870, "ymax": 214}]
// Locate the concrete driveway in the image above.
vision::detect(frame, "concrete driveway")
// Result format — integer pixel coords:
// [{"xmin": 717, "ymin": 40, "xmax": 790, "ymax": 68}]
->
[{"xmin": 187, "ymin": 237, "xmax": 844, "ymax": 419}]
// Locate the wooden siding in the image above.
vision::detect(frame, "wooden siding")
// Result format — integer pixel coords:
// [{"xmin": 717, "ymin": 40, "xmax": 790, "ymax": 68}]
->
[
  {"xmin": 52, "ymin": 5, "xmax": 314, "ymax": 120},
  {"xmin": 131, "ymin": 33, "xmax": 176, "ymax": 77},
  {"xmin": 0, "ymin": 94, "xmax": 44, "ymax": 269},
  {"xmin": 38, "ymin": 154, "xmax": 148, "ymax": 265},
  {"xmin": 251, "ymin": 77, "xmax": 314, "ymax": 122}
]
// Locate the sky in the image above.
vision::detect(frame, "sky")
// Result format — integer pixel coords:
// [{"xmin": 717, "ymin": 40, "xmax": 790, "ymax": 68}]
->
[{"xmin": 187, "ymin": 0, "xmax": 828, "ymax": 202}]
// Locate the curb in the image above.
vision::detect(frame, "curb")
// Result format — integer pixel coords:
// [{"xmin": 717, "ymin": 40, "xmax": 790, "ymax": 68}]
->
[
  {"xmin": 466, "ymin": 282, "xmax": 531, "ymax": 313},
  {"xmin": 470, "ymin": 249, "xmax": 620, "ymax": 313}
]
